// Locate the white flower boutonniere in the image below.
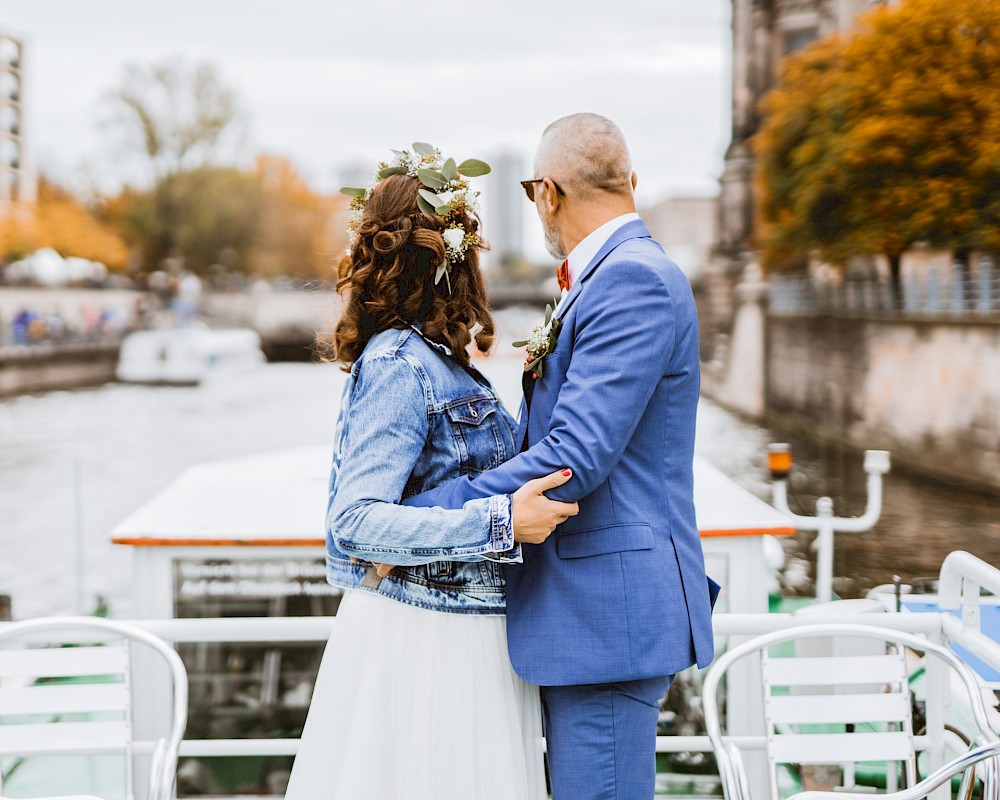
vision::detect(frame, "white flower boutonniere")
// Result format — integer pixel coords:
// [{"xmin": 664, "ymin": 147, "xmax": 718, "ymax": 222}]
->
[{"xmin": 513, "ymin": 300, "xmax": 562, "ymax": 380}]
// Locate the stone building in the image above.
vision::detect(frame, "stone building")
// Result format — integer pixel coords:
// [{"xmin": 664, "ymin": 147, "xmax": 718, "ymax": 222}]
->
[
  {"xmin": 0, "ymin": 29, "xmax": 34, "ymax": 207},
  {"xmin": 706, "ymin": 0, "xmax": 894, "ymax": 333}
]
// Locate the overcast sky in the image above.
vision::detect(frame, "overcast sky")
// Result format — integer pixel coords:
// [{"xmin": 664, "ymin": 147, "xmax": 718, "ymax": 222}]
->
[
  {"xmin": 1, "ymin": 1, "xmax": 731, "ymax": 258},
  {"xmin": 2, "ymin": 1, "xmax": 730, "ymax": 189}
]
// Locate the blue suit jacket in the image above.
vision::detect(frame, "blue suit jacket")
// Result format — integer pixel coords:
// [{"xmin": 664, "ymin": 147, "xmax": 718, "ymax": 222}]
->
[{"xmin": 403, "ymin": 219, "xmax": 717, "ymax": 686}]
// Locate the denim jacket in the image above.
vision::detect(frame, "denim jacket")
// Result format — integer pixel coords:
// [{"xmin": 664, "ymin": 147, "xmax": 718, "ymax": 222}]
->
[{"xmin": 325, "ymin": 326, "xmax": 520, "ymax": 614}]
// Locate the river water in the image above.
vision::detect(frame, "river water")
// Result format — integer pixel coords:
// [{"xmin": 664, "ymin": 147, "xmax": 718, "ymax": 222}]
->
[{"xmin": 1, "ymin": 312, "xmax": 997, "ymax": 618}]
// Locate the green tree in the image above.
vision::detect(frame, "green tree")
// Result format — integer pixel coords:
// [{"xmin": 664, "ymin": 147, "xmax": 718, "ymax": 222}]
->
[
  {"xmin": 755, "ymin": 0, "xmax": 1000, "ymax": 303},
  {"xmin": 104, "ymin": 159, "xmax": 346, "ymax": 278},
  {"xmin": 106, "ymin": 58, "xmax": 245, "ymax": 269}
]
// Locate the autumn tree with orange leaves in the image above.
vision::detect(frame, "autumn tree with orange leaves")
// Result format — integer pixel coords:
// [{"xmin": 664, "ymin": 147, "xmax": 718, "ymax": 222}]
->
[
  {"xmin": 0, "ymin": 179, "xmax": 129, "ymax": 269},
  {"xmin": 755, "ymin": 0, "xmax": 1000, "ymax": 304},
  {"xmin": 103, "ymin": 157, "xmax": 346, "ymax": 279}
]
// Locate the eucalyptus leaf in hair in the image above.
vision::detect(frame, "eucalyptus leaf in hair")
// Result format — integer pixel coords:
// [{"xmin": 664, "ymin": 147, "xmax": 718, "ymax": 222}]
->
[
  {"xmin": 412, "ymin": 142, "xmax": 435, "ymax": 156},
  {"xmin": 340, "ymin": 187, "xmax": 366, "ymax": 198},
  {"xmin": 457, "ymin": 159, "xmax": 491, "ymax": 177},
  {"xmin": 418, "ymin": 189, "xmax": 444, "ymax": 208},
  {"xmin": 377, "ymin": 165, "xmax": 408, "ymax": 179},
  {"xmin": 416, "ymin": 195, "xmax": 436, "ymax": 216},
  {"xmin": 417, "ymin": 169, "xmax": 448, "ymax": 190},
  {"xmin": 435, "ymin": 204, "xmax": 454, "ymax": 215},
  {"xmin": 442, "ymin": 158, "xmax": 458, "ymax": 182}
]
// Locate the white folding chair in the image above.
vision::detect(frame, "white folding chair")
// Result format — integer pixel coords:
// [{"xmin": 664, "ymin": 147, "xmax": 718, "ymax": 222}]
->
[
  {"xmin": 0, "ymin": 617, "xmax": 188, "ymax": 800},
  {"xmin": 704, "ymin": 623, "xmax": 1000, "ymax": 800}
]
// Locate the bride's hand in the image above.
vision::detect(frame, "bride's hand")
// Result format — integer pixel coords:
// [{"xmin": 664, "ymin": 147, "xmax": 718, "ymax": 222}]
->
[
  {"xmin": 351, "ymin": 556, "xmax": 396, "ymax": 579},
  {"xmin": 512, "ymin": 469, "xmax": 579, "ymax": 544}
]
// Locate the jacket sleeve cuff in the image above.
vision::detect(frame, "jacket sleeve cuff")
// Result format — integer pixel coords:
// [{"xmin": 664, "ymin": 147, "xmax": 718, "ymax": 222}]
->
[{"xmin": 483, "ymin": 493, "xmax": 522, "ymax": 564}]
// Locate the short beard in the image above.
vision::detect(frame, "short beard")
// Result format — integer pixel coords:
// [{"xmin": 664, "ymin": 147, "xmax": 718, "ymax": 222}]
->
[{"xmin": 542, "ymin": 219, "xmax": 567, "ymax": 261}]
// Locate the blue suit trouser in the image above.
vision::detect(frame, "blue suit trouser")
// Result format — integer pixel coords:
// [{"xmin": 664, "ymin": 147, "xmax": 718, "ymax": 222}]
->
[{"xmin": 541, "ymin": 674, "xmax": 674, "ymax": 800}]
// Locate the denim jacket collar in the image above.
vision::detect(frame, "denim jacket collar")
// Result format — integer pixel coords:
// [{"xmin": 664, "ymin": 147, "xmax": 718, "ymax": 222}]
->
[{"xmin": 408, "ymin": 324, "xmax": 454, "ymax": 357}]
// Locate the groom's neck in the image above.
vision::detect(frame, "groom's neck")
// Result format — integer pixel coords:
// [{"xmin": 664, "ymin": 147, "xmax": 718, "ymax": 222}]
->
[{"xmin": 561, "ymin": 195, "xmax": 637, "ymax": 254}]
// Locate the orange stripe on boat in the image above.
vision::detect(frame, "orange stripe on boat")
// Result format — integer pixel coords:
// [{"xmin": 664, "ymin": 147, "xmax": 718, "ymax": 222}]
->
[
  {"xmin": 699, "ymin": 526, "xmax": 797, "ymax": 538},
  {"xmin": 111, "ymin": 537, "xmax": 326, "ymax": 547}
]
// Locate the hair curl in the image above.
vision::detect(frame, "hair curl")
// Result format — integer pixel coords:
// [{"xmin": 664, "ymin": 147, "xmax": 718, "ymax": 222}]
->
[{"xmin": 331, "ymin": 174, "xmax": 495, "ymax": 368}]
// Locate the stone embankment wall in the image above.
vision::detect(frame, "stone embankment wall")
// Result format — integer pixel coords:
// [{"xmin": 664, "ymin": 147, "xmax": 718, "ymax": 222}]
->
[
  {"xmin": 0, "ymin": 343, "xmax": 119, "ymax": 397},
  {"xmin": 765, "ymin": 314, "xmax": 1000, "ymax": 490},
  {"xmin": 702, "ymin": 284, "xmax": 1000, "ymax": 490}
]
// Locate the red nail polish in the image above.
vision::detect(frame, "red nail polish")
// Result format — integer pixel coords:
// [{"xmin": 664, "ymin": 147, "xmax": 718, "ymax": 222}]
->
[{"xmin": 562, "ymin": 469, "xmax": 571, "ymax": 477}]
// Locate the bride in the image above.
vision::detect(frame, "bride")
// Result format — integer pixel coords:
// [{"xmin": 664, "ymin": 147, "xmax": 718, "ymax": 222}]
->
[{"xmin": 284, "ymin": 144, "xmax": 578, "ymax": 800}]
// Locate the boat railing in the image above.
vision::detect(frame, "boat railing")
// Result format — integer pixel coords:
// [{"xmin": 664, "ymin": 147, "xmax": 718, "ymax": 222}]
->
[
  {"xmin": 7, "ymin": 609, "xmax": 993, "ymax": 762},
  {"xmin": 4, "ymin": 551, "xmax": 1000, "ymax": 800}
]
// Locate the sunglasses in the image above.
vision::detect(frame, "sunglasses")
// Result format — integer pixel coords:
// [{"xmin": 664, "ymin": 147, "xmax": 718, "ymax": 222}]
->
[{"xmin": 520, "ymin": 178, "xmax": 565, "ymax": 203}]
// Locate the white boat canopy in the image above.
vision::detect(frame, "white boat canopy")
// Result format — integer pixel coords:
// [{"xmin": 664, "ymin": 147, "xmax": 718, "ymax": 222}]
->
[{"xmin": 112, "ymin": 448, "xmax": 795, "ymax": 547}]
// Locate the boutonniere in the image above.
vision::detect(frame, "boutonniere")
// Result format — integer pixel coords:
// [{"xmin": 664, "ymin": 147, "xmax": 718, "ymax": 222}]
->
[{"xmin": 512, "ymin": 299, "xmax": 562, "ymax": 380}]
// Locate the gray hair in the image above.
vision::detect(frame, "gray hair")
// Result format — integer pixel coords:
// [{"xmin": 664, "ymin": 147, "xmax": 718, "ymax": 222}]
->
[{"xmin": 534, "ymin": 113, "xmax": 633, "ymax": 198}]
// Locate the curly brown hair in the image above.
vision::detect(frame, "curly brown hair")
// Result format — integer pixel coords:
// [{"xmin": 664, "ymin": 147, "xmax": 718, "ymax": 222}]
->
[{"xmin": 331, "ymin": 173, "xmax": 496, "ymax": 368}]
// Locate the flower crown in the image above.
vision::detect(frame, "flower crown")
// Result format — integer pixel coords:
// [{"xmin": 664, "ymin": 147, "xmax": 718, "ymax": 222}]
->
[{"xmin": 340, "ymin": 142, "xmax": 491, "ymax": 291}]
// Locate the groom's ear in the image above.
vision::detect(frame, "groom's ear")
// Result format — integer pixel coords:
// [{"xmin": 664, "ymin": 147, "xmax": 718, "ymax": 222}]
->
[
  {"xmin": 631, "ymin": 171, "xmax": 638, "ymax": 192},
  {"xmin": 541, "ymin": 177, "xmax": 562, "ymax": 211}
]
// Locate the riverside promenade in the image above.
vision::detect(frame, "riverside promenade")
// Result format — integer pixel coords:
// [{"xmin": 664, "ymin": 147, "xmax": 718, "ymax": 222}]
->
[
  {"xmin": 0, "ymin": 285, "xmax": 343, "ymax": 394},
  {"xmin": 0, "ymin": 287, "xmax": 138, "ymax": 396}
]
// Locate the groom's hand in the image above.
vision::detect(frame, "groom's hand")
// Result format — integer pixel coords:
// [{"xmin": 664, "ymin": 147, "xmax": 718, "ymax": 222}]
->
[{"xmin": 512, "ymin": 469, "xmax": 579, "ymax": 544}]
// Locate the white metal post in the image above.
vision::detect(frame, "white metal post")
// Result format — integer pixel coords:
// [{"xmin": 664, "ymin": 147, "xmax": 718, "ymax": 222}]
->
[
  {"xmin": 814, "ymin": 497, "xmax": 835, "ymax": 603},
  {"xmin": 771, "ymin": 449, "xmax": 890, "ymax": 602}
]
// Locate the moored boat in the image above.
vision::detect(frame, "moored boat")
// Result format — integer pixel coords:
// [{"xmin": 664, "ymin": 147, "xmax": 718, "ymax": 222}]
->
[{"xmin": 115, "ymin": 326, "xmax": 265, "ymax": 386}]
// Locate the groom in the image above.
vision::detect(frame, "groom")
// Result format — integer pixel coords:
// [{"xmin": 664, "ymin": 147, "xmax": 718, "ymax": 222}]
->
[{"xmin": 404, "ymin": 113, "xmax": 717, "ymax": 799}]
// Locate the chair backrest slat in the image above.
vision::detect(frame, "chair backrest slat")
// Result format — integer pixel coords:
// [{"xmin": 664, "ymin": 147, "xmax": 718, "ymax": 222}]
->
[
  {"xmin": 0, "ymin": 683, "xmax": 130, "ymax": 716},
  {"xmin": 766, "ymin": 691, "xmax": 911, "ymax": 725},
  {"xmin": 768, "ymin": 731, "xmax": 915, "ymax": 764},
  {"xmin": 764, "ymin": 654, "xmax": 906, "ymax": 686},
  {"xmin": 702, "ymin": 623, "xmax": 996, "ymax": 800},
  {"xmin": 0, "ymin": 616, "xmax": 189, "ymax": 800},
  {"xmin": 762, "ymin": 645, "xmax": 915, "ymax": 800},
  {"xmin": 0, "ymin": 720, "xmax": 131, "ymax": 755},
  {"xmin": 0, "ymin": 644, "xmax": 129, "ymax": 679}
]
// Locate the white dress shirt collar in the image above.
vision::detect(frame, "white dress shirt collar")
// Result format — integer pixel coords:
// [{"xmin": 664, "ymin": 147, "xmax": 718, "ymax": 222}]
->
[{"xmin": 565, "ymin": 212, "xmax": 641, "ymax": 285}]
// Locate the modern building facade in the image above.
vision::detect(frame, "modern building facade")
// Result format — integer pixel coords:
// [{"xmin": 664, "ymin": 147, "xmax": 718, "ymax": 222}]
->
[
  {"xmin": 0, "ymin": 29, "xmax": 34, "ymax": 207},
  {"xmin": 483, "ymin": 150, "xmax": 524, "ymax": 270}
]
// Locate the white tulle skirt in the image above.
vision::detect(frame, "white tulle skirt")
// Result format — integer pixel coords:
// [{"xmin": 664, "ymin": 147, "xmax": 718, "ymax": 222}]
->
[{"xmin": 284, "ymin": 589, "xmax": 547, "ymax": 800}]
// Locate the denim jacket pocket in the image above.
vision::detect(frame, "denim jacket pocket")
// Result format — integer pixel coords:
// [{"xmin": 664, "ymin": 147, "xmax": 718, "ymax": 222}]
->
[
  {"xmin": 446, "ymin": 396, "xmax": 496, "ymax": 424},
  {"xmin": 556, "ymin": 523, "xmax": 654, "ymax": 559},
  {"xmin": 445, "ymin": 396, "xmax": 505, "ymax": 473}
]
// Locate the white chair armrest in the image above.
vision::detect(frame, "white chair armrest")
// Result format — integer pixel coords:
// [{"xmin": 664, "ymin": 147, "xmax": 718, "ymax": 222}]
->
[
  {"xmin": 789, "ymin": 742, "xmax": 1000, "ymax": 800},
  {"xmin": 147, "ymin": 737, "xmax": 169, "ymax": 800},
  {"xmin": 718, "ymin": 741, "xmax": 753, "ymax": 800}
]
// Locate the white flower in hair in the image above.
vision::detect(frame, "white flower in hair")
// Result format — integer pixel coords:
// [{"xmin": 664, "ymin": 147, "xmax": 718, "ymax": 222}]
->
[{"xmin": 443, "ymin": 227, "xmax": 465, "ymax": 251}]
